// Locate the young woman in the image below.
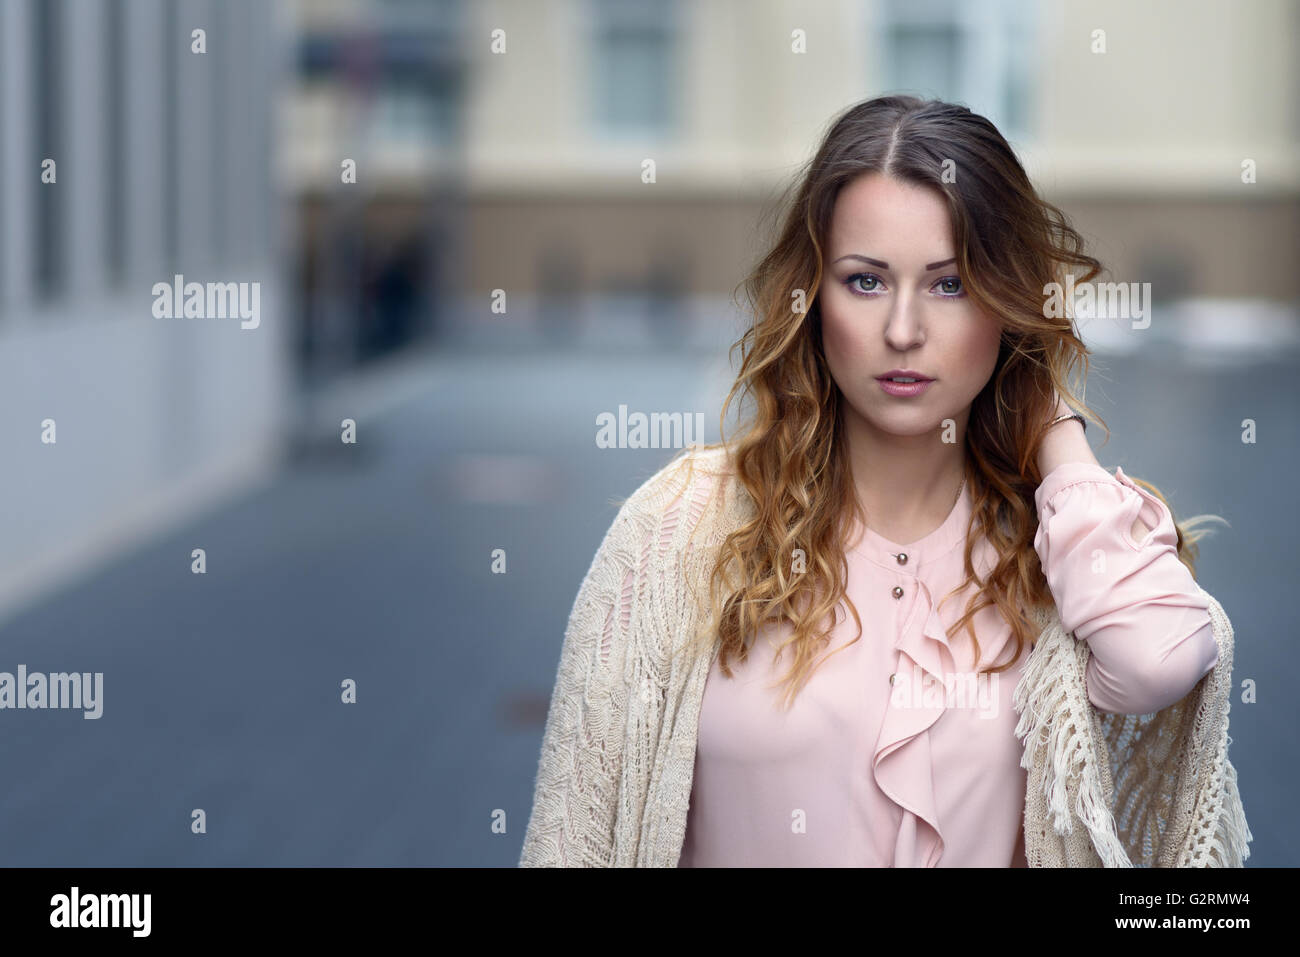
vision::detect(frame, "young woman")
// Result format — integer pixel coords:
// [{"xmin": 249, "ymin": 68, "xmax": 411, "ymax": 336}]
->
[{"xmin": 520, "ymin": 95, "xmax": 1249, "ymax": 868}]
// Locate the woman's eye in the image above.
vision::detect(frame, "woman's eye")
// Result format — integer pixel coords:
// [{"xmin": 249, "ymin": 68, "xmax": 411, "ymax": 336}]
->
[
  {"xmin": 936, "ymin": 276, "xmax": 964, "ymax": 296},
  {"xmin": 847, "ymin": 273, "xmax": 880, "ymax": 295}
]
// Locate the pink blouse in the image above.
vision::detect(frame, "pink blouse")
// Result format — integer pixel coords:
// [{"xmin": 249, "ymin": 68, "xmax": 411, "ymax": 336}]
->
[{"xmin": 676, "ymin": 461, "xmax": 1219, "ymax": 867}]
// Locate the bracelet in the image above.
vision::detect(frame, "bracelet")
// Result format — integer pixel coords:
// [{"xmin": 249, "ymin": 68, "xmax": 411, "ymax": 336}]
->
[{"xmin": 1047, "ymin": 412, "xmax": 1086, "ymax": 433}]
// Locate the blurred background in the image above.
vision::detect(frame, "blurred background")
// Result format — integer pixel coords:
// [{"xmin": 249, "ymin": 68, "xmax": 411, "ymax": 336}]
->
[{"xmin": 0, "ymin": 0, "xmax": 1296, "ymax": 866}]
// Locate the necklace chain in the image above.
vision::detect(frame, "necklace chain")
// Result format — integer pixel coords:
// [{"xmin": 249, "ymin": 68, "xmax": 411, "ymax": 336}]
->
[{"xmin": 886, "ymin": 471, "xmax": 965, "ymax": 560}]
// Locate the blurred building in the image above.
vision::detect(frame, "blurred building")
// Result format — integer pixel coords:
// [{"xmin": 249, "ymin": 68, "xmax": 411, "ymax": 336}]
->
[
  {"xmin": 0, "ymin": 0, "xmax": 293, "ymax": 626},
  {"xmin": 286, "ymin": 0, "xmax": 469, "ymax": 380},
  {"xmin": 285, "ymin": 0, "xmax": 1299, "ymax": 352}
]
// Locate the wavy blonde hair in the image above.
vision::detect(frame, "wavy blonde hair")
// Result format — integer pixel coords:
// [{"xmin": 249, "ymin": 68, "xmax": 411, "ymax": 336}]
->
[{"xmin": 658, "ymin": 95, "xmax": 1225, "ymax": 711}]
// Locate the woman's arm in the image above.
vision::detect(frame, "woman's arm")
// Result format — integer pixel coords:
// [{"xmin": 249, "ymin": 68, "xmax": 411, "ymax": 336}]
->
[{"xmin": 1032, "ymin": 406, "xmax": 1218, "ymax": 715}]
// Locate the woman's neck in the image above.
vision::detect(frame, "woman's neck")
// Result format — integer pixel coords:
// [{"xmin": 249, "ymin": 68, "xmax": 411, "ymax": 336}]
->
[{"xmin": 840, "ymin": 413, "xmax": 968, "ymax": 544}]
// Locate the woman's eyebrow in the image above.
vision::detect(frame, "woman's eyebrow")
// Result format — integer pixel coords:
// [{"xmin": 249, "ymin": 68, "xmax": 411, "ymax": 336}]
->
[{"xmin": 832, "ymin": 254, "xmax": 957, "ymax": 271}]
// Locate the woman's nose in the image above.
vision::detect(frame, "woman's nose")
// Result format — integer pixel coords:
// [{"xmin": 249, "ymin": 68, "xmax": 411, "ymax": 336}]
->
[{"xmin": 884, "ymin": 300, "xmax": 924, "ymax": 349}]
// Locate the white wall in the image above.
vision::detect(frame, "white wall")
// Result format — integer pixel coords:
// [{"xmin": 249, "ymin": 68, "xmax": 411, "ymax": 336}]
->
[{"xmin": 0, "ymin": 0, "xmax": 295, "ymax": 627}]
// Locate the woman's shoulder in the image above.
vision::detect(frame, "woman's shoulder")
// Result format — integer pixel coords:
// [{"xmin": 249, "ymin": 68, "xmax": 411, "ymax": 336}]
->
[
  {"xmin": 613, "ymin": 443, "xmax": 741, "ymax": 546},
  {"xmin": 620, "ymin": 443, "xmax": 735, "ymax": 511}
]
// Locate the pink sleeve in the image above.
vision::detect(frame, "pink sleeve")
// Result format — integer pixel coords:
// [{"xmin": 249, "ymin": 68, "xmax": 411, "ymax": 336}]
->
[{"xmin": 1032, "ymin": 462, "xmax": 1219, "ymax": 715}]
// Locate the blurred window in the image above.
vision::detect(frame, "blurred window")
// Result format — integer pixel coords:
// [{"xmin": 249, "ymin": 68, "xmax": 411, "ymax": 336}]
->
[
  {"xmin": 878, "ymin": 0, "xmax": 1035, "ymax": 142},
  {"xmin": 34, "ymin": 0, "xmax": 61, "ymax": 301},
  {"xmin": 380, "ymin": 0, "xmax": 462, "ymax": 145},
  {"xmin": 888, "ymin": 22, "xmax": 963, "ymax": 102},
  {"xmin": 373, "ymin": 76, "xmax": 439, "ymax": 143},
  {"xmin": 590, "ymin": 0, "xmax": 678, "ymax": 138},
  {"xmin": 0, "ymin": 6, "xmax": 5, "ymax": 305},
  {"xmin": 302, "ymin": 0, "xmax": 463, "ymax": 147},
  {"xmin": 105, "ymin": 0, "xmax": 125, "ymax": 288},
  {"xmin": 164, "ymin": 0, "xmax": 179, "ymax": 272}
]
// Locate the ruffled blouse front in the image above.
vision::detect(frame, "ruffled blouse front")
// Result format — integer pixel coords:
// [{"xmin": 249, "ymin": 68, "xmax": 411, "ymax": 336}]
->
[{"xmin": 676, "ymin": 462, "xmax": 1219, "ymax": 867}]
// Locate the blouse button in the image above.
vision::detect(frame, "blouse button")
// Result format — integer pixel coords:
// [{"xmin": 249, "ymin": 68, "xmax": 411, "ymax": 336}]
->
[
  {"xmin": 892, "ymin": 585, "xmax": 904, "ymax": 599},
  {"xmin": 889, "ymin": 673, "xmax": 896, "ymax": 685},
  {"xmin": 896, "ymin": 552, "xmax": 908, "ymax": 565}
]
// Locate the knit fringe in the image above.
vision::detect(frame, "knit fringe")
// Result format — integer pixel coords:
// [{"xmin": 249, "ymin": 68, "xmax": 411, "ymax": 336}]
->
[
  {"xmin": 1216, "ymin": 758, "xmax": 1254, "ymax": 864},
  {"xmin": 1166, "ymin": 588, "xmax": 1253, "ymax": 868},
  {"xmin": 1013, "ymin": 615, "xmax": 1133, "ymax": 867}
]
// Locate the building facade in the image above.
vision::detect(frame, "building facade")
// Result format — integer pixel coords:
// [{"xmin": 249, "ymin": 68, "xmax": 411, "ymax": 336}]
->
[{"xmin": 0, "ymin": 0, "xmax": 292, "ymax": 626}]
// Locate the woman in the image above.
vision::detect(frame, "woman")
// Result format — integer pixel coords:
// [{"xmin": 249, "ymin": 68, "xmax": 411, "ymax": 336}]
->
[{"xmin": 520, "ymin": 95, "xmax": 1250, "ymax": 867}]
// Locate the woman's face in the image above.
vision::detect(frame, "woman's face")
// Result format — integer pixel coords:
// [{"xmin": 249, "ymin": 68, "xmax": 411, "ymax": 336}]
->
[{"xmin": 819, "ymin": 172, "xmax": 1002, "ymax": 441}]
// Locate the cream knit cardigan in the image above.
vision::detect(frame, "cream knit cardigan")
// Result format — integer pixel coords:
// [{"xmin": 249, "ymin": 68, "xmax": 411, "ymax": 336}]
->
[{"xmin": 519, "ymin": 445, "xmax": 1252, "ymax": 867}]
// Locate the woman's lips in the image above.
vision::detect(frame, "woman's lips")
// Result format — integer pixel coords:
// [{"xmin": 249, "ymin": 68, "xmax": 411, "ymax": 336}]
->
[{"xmin": 877, "ymin": 378, "xmax": 934, "ymax": 397}]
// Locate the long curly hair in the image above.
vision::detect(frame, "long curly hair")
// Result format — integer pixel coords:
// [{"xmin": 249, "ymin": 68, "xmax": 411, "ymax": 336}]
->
[{"xmin": 661, "ymin": 94, "xmax": 1225, "ymax": 711}]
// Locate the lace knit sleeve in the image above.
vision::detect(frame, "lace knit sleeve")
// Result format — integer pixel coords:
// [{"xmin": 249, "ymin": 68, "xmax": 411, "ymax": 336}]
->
[
  {"xmin": 1032, "ymin": 463, "xmax": 1219, "ymax": 716},
  {"xmin": 518, "ymin": 499, "xmax": 651, "ymax": 866}
]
